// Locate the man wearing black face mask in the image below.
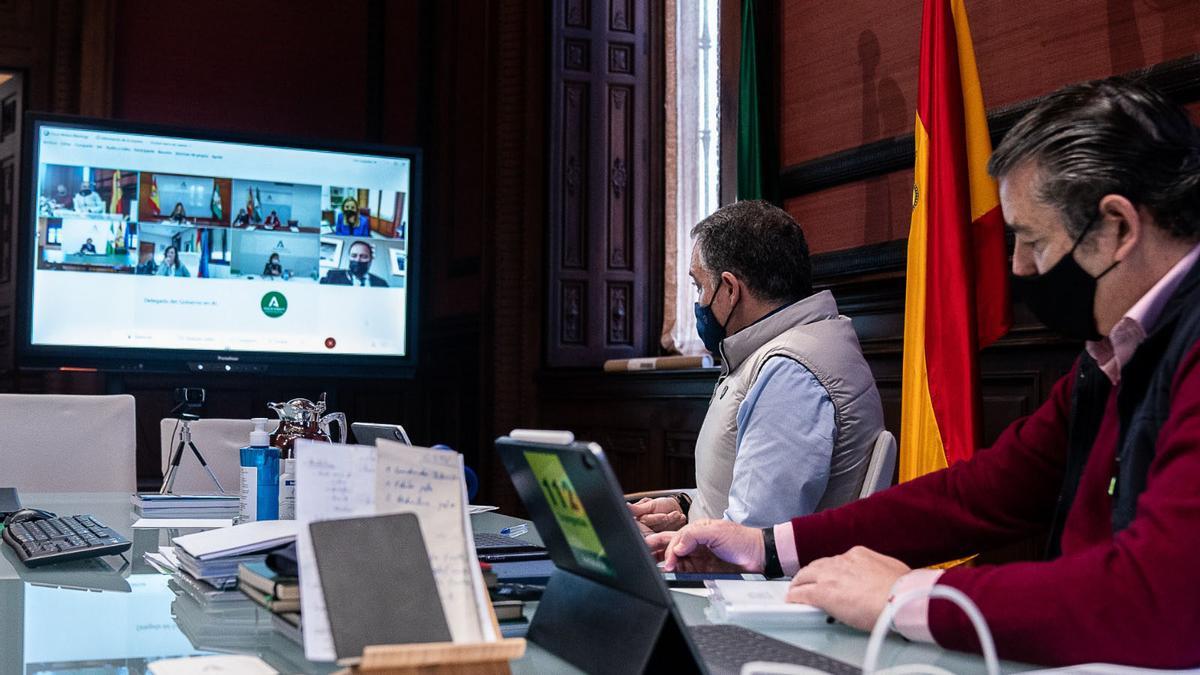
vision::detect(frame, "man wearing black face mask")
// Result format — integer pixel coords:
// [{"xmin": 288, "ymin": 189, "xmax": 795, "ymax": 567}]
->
[
  {"xmin": 320, "ymin": 240, "xmax": 389, "ymax": 287},
  {"xmin": 651, "ymin": 79, "xmax": 1200, "ymax": 668},
  {"xmin": 629, "ymin": 200, "xmax": 884, "ymax": 533}
]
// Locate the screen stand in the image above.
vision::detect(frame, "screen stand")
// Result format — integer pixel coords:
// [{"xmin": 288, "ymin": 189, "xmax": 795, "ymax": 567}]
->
[{"xmin": 527, "ymin": 568, "xmax": 701, "ymax": 675}]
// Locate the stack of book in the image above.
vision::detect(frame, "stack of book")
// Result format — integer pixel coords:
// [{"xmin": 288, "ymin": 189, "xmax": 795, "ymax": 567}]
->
[
  {"xmin": 482, "ymin": 562, "xmax": 527, "ymax": 637},
  {"xmin": 132, "ymin": 493, "xmax": 240, "ymax": 519},
  {"xmin": 172, "ymin": 520, "xmax": 299, "ymax": 592},
  {"xmin": 237, "ymin": 561, "xmax": 303, "ymax": 646}
]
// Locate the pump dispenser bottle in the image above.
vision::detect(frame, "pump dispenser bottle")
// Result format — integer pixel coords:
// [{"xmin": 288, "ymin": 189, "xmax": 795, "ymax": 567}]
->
[{"xmin": 239, "ymin": 417, "xmax": 280, "ymax": 522}]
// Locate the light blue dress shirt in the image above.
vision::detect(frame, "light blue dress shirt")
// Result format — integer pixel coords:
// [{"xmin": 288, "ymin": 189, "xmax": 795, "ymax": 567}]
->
[{"xmin": 724, "ymin": 356, "xmax": 837, "ymax": 528}]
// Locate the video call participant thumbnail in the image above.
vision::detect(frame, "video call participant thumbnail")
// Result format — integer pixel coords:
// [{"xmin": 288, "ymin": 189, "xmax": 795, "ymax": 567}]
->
[
  {"xmin": 157, "ymin": 245, "xmax": 190, "ymax": 277},
  {"xmin": 333, "ymin": 197, "xmax": 370, "ymax": 236},
  {"xmin": 73, "ymin": 181, "xmax": 105, "ymax": 214},
  {"xmin": 320, "ymin": 240, "xmax": 388, "ymax": 287},
  {"xmin": 262, "ymin": 253, "xmax": 283, "ymax": 278}
]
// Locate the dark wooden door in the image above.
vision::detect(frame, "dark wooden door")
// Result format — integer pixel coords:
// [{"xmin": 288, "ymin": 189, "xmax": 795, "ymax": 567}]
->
[
  {"xmin": 0, "ymin": 73, "xmax": 21, "ymax": 373},
  {"xmin": 546, "ymin": 0, "xmax": 663, "ymax": 368}
]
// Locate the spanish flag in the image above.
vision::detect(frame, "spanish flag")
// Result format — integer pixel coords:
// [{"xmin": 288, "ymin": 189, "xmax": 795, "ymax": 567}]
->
[
  {"xmin": 109, "ymin": 170, "xmax": 123, "ymax": 215},
  {"xmin": 149, "ymin": 175, "xmax": 161, "ymax": 216},
  {"xmin": 900, "ymin": 0, "xmax": 1010, "ymax": 481}
]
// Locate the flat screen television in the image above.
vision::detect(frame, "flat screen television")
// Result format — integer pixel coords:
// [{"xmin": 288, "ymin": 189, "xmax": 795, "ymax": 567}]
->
[{"xmin": 16, "ymin": 113, "xmax": 421, "ymax": 377}]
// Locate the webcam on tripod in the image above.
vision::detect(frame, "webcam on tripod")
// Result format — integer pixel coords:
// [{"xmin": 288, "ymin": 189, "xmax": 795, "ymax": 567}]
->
[
  {"xmin": 172, "ymin": 387, "xmax": 205, "ymax": 421},
  {"xmin": 161, "ymin": 386, "xmax": 223, "ymax": 494}
]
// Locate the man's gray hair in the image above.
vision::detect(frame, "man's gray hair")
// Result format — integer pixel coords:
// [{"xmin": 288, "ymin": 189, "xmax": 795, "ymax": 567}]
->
[{"xmin": 988, "ymin": 78, "xmax": 1200, "ymax": 240}]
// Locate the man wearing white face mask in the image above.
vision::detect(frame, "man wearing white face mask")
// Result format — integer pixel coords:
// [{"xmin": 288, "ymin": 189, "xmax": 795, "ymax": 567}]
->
[{"xmin": 629, "ymin": 201, "xmax": 884, "ymax": 532}]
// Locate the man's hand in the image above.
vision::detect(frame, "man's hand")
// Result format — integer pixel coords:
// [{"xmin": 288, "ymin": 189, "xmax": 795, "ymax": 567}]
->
[
  {"xmin": 628, "ymin": 496, "xmax": 687, "ymax": 533},
  {"xmin": 656, "ymin": 519, "xmax": 765, "ymax": 573},
  {"xmin": 786, "ymin": 546, "xmax": 911, "ymax": 631}
]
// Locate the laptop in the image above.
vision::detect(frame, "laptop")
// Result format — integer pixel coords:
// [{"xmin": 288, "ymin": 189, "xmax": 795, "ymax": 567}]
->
[{"xmin": 495, "ymin": 436, "xmax": 858, "ymax": 675}]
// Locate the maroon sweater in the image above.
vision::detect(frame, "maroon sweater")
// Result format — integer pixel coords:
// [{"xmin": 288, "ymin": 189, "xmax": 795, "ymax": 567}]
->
[{"xmin": 787, "ymin": 342, "xmax": 1200, "ymax": 667}]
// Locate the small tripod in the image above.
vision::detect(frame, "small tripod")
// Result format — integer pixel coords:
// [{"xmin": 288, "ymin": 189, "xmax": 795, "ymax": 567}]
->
[{"xmin": 160, "ymin": 412, "xmax": 225, "ymax": 494}]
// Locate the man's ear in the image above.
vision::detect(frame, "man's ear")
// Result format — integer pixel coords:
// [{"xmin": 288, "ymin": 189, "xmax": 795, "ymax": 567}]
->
[
  {"xmin": 720, "ymin": 270, "xmax": 741, "ymax": 307},
  {"xmin": 1098, "ymin": 194, "xmax": 1142, "ymax": 262}
]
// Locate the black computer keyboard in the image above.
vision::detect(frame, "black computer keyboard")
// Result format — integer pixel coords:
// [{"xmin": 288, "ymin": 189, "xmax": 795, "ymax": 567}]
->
[
  {"xmin": 474, "ymin": 532, "xmax": 543, "ymax": 550},
  {"xmin": 690, "ymin": 624, "xmax": 860, "ymax": 675},
  {"xmin": 2, "ymin": 514, "xmax": 131, "ymax": 567}
]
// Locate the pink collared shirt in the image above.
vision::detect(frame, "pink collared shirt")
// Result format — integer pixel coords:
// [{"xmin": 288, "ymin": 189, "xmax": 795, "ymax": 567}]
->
[
  {"xmin": 774, "ymin": 241, "xmax": 1200, "ymax": 644},
  {"xmin": 1086, "ymin": 242, "xmax": 1200, "ymax": 385}
]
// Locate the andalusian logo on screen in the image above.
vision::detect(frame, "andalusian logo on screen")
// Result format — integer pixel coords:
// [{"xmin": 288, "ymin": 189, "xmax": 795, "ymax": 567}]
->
[{"xmin": 260, "ymin": 292, "xmax": 288, "ymax": 318}]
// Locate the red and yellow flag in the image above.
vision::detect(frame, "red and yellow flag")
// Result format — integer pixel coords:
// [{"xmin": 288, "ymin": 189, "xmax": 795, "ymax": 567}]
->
[
  {"xmin": 109, "ymin": 170, "xmax": 123, "ymax": 215},
  {"xmin": 149, "ymin": 175, "xmax": 161, "ymax": 216},
  {"xmin": 900, "ymin": 0, "xmax": 1010, "ymax": 481}
]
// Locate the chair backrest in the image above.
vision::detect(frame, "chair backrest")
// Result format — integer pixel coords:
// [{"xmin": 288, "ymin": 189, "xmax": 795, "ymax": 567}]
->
[
  {"xmin": 159, "ymin": 418, "xmax": 278, "ymax": 495},
  {"xmin": 0, "ymin": 394, "xmax": 136, "ymax": 492},
  {"xmin": 859, "ymin": 429, "xmax": 897, "ymax": 499}
]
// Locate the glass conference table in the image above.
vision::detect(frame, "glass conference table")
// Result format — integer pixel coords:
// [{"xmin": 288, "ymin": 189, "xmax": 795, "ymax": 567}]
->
[{"xmin": 0, "ymin": 493, "xmax": 1032, "ymax": 674}]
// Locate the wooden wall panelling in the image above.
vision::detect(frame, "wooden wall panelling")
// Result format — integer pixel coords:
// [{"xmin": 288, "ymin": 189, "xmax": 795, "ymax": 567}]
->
[
  {"xmin": 77, "ymin": 0, "xmax": 114, "ymax": 118},
  {"xmin": 781, "ymin": 54, "xmax": 1200, "ymax": 203},
  {"xmin": 111, "ymin": 0, "xmax": 371, "ymax": 139},
  {"xmin": 778, "ymin": 0, "xmax": 1200, "ymax": 255},
  {"xmin": 537, "ymin": 369, "xmax": 714, "ymax": 492},
  {"xmin": 717, "ymin": 0, "xmax": 740, "ymax": 205},
  {"xmin": 813, "ymin": 257, "xmax": 1081, "ymax": 448},
  {"xmin": 0, "ymin": 0, "xmax": 116, "ymax": 377},
  {"xmin": 0, "ymin": 77, "xmax": 16, "ymax": 373},
  {"xmin": 485, "ymin": 0, "xmax": 549, "ymax": 513},
  {"xmin": 546, "ymin": 0, "xmax": 662, "ymax": 368},
  {"xmin": 7, "ymin": 318, "xmax": 479, "ymax": 491},
  {"xmin": 779, "ymin": 0, "xmax": 1200, "ymax": 168}
]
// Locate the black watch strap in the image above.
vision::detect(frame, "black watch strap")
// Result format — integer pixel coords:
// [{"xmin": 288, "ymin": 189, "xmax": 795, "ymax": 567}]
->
[
  {"xmin": 762, "ymin": 526, "xmax": 784, "ymax": 578},
  {"xmin": 674, "ymin": 492, "xmax": 692, "ymax": 518}
]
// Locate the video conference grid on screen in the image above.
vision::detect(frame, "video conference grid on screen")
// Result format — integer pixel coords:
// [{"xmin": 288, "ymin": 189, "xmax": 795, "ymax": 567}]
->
[{"xmin": 28, "ymin": 124, "xmax": 413, "ymax": 357}]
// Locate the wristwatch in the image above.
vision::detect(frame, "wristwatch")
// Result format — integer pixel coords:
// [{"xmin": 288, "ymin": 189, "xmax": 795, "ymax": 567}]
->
[
  {"xmin": 673, "ymin": 492, "xmax": 692, "ymax": 518},
  {"xmin": 761, "ymin": 526, "xmax": 784, "ymax": 578}
]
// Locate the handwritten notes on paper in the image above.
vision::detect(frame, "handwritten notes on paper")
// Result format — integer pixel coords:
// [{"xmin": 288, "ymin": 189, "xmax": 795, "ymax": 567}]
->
[
  {"xmin": 375, "ymin": 439, "xmax": 491, "ymax": 647},
  {"xmin": 295, "ymin": 439, "xmax": 495, "ymax": 662}
]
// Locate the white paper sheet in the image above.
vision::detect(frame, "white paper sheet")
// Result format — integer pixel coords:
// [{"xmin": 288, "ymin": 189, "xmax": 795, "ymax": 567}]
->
[
  {"xmin": 148, "ymin": 654, "xmax": 277, "ymax": 675},
  {"xmin": 296, "ymin": 440, "xmax": 378, "ymax": 662},
  {"xmin": 132, "ymin": 518, "xmax": 232, "ymax": 529},
  {"xmin": 171, "ymin": 519, "xmax": 298, "ymax": 559},
  {"xmin": 705, "ymin": 580, "xmax": 827, "ymax": 626},
  {"xmin": 143, "ymin": 545, "xmax": 181, "ymax": 574}
]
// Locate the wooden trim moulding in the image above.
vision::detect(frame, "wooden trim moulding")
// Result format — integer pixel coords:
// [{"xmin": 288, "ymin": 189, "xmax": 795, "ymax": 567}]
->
[{"xmin": 778, "ymin": 53, "xmax": 1200, "ymax": 199}]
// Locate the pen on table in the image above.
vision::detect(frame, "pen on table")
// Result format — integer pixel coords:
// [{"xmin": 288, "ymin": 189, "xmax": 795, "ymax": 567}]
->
[{"xmin": 499, "ymin": 524, "xmax": 528, "ymax": 537}]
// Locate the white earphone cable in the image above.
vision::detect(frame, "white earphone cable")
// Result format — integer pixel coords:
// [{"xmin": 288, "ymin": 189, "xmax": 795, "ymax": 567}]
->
[{"xmin": 864, "ymin": 585, "xmax": 1000, "ymax": 675}]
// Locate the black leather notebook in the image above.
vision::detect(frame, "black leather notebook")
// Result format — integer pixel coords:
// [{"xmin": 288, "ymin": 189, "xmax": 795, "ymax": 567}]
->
[{"xmin": 309, "ymin": 513, "xmax": 452, "ymax": 659}]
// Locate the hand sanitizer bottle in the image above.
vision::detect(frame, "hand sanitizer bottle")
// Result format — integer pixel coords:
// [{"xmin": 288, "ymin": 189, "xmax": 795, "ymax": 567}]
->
[
  {"xmin": 239, "ymin": 418, "xmax": 280, "ymax": 522},
  {"xmin": 278, "ymin": 457, "xmax": 296, "ymax": 520}
]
